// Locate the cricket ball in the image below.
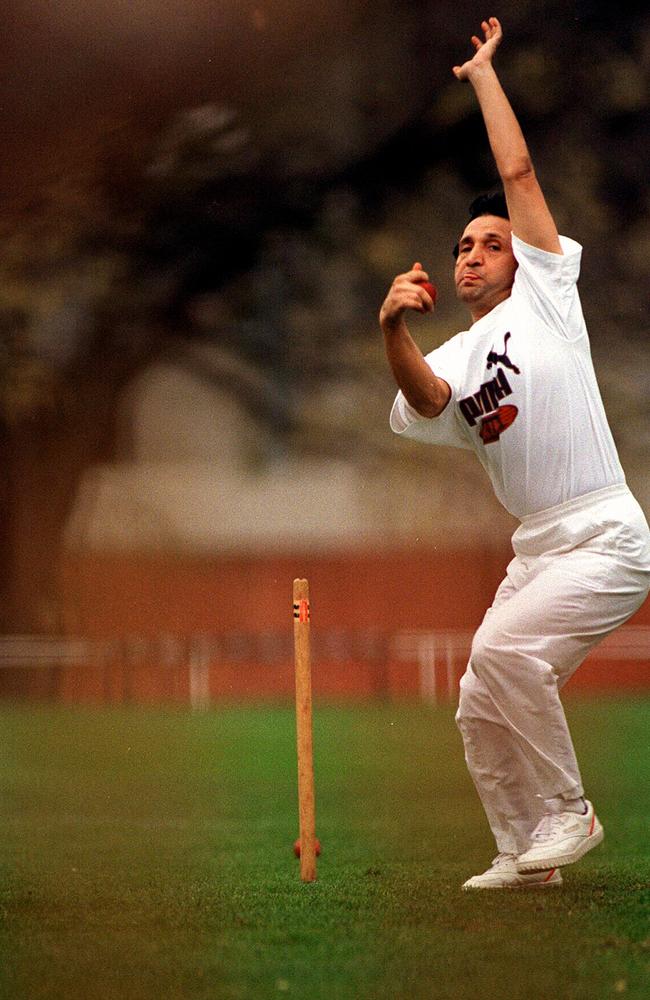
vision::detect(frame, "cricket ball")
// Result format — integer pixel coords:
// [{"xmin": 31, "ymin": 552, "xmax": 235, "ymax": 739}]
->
[
  {"xmin": 420, "ymin": 281, "xmax": 438, "ymax": 305},
  {"xmin": 293, "ymin": 837, "xmax": 322, "ymax": 858}
]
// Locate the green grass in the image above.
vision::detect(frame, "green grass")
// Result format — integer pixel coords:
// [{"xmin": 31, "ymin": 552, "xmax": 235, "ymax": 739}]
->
[{"xmin": 1, "ymin": 699, "xmax": 649, "ymax": 999}]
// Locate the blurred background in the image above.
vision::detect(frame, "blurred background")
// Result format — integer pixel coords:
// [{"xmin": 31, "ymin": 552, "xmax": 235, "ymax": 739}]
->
[{"xmin": 1, "ymin": 0, "xmax": 648, "ymax": 701}]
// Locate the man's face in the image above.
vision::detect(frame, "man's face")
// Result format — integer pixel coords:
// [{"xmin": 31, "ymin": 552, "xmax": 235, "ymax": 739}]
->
[{"xmin": 454, "ymin": 215, "xmax": 517, "ymax": 319}]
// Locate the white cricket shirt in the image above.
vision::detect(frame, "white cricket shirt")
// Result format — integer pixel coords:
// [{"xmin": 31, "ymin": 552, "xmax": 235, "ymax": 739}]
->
[{"xmin": 390, "ymin": 234, "xmax": 626, "ymax": 519}]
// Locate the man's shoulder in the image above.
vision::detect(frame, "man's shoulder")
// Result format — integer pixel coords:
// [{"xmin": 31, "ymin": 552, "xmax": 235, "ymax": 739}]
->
[{"xmin": 512, "ymin": 233, "xmax": 583, "ymax": 267}]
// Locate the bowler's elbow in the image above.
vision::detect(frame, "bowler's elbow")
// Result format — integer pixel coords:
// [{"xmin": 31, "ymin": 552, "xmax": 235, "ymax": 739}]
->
[
  {"xmin": 405, "ymin": 379, "xmax": 451, "ymax": 419},
  {"xmin": 500, "ymin": 156, "xmax": 535, "ymax": 184}
]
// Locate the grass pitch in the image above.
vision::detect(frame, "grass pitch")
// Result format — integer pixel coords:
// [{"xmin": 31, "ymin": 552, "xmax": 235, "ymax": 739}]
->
[{"xmin": 1, "ymin": 698, "xmax": 649, "ymax": 999}]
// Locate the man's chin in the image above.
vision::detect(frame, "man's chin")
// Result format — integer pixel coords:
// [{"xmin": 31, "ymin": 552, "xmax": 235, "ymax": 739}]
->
[
  {"xmin": 457, "ymin": 287, "xmax": 513, "ymax": 314},
  {"xmin": 456, "ymin": 286, "xmax": 483, "ymax": 303}
]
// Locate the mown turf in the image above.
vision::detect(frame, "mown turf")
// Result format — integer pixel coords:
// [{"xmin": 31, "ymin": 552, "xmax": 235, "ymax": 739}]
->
[{"xmin": 1, "ymin": 699, "xmax": 649, "ymax": 999}]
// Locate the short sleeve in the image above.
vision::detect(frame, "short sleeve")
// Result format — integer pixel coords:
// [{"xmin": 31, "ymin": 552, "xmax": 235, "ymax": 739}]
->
[
  {"xmin": 389, "ymin": 336, "xmax": 472, "ymax": 450},
  {"xmin": 511, "ymin": 234, "xmax": 586, "ymax": 341}
]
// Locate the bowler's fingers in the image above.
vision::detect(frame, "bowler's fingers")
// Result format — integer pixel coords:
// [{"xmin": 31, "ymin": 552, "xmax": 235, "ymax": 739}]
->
[
  {"xmin": 401, "ymin": 279, "xmax": 434, "ymax": 313},
  {"xmin": 473, "ymin": 17, "xmax": 501, "ymax": 47},
  {"xmin": 407, "ymin": 267, "xmax": 435, "ymax": 310},
  {"xmin": 406, "ymin": 296, "xmax": 429, "ymax": 313},
  {"xmin": 487, "ymin": 17, "xmax": 502, "ymax": 40},
  {"xmin": 385, "ymin": 289, "xmax": 425, "ymax": 316},
  {"xmin": 382, "ymin": 266, "xmax": 434, "ymax": 320}
]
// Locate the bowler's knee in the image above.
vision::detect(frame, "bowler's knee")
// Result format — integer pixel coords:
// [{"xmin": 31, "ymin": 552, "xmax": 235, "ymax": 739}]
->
[
  {"xmin": 469, "ymin": 624, "xmax": 508, "ymax": 684},
  {"xmin": 455, "ymin": 668, "xmax": 489, "ymax": 733}
]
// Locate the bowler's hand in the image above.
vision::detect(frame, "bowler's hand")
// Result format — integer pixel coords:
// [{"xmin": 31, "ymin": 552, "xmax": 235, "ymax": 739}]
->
[
  {"xmin": 379, "ymin": 263, "xmax": 436, "ymax": 332},
  {"xmin": 453, "ymin": 17, "xmax": 503, "ymax": 82}
]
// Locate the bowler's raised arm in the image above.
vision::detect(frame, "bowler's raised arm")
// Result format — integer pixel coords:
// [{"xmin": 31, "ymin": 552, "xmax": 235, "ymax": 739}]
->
[{"xmin": 454, "ymin": 17, "xmax": 561, "ymax": 255}]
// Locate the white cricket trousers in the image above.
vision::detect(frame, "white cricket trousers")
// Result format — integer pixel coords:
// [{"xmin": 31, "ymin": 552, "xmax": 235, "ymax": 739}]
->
[{"xmin": 455, "ymin": 483, "xmax": 650, "ymax": 855}]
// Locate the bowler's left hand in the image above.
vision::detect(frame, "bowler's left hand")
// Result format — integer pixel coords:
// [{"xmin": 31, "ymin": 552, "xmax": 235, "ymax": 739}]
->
[{"xmin": 453, "ymin": 17, "xmax": 503, "ymax": 81}]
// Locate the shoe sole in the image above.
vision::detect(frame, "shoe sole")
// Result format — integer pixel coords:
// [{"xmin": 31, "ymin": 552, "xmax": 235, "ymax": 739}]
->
[
  {"xmin": 462, "ymin": 878, "xmax": 562, "ymax": 891},
  {"xmin": 517, "ymin": 823, "xmax": 604, "ymax": 873}
]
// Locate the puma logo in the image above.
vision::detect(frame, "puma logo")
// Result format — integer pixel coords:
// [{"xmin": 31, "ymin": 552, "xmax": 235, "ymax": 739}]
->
[{"xmin": 487, "ymin": 332, "xmax": 520, "ymax": 375}]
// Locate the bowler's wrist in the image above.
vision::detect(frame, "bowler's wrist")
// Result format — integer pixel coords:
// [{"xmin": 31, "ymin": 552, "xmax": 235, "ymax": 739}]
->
[
  {"xmin": 380, "ymin": 313, "xmax": 408, "ymax": 336},
  {"xmin": 466, "ymin": 60, "xmax": 497, "ymax": 86}
]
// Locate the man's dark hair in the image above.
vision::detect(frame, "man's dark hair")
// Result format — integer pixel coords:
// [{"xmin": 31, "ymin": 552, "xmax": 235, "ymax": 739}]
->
[{"xmin": 453, "ymin": 190, "xmax": 509, "ymax": 258}]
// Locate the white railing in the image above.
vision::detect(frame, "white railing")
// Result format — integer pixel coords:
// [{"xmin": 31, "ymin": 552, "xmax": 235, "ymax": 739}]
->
[
  {"xmin": 0, "ymin": 635, "xmax": 94, "ymax": 666},
  {"xmin": 392, "ymin": 626, "xmax": 650, "ymax": 703},
  {"xmin": 1, "ymin": 626, "xmax": 648, "ymax": 706}
]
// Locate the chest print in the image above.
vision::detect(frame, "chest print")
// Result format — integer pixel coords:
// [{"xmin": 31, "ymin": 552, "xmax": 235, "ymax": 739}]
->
[
  {"xmin": 487, "ymin": 332, "xmax": 521, "ymax": 375},
  {"xmin": 458, "ymin": 331, "xmax": 522, "ymax": 444}
]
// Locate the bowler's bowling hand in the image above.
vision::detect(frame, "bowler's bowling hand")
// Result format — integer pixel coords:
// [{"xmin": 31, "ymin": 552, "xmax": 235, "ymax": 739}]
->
[
  {"xmin": 453, "ymin": 16, "xmax": 503, "ymax": 81},
  {"xmin": 380, "ymin": 263, "xmax": 436, "ymax": 332}
]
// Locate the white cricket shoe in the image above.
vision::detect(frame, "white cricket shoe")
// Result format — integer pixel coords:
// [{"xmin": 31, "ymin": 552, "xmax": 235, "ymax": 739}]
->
[
  {"xmin": 462, "ymin": 853, "xmax": 562, "ymax": 890},
  {"xmin": 517, "ymin": 800, "xmax": 604, "ymax": 873}
]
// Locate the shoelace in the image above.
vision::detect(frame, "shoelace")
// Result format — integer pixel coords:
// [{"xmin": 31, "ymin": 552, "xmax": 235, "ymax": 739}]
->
[
  {"xmin": 531, "ymin": 812, "xmax": 568, "ymax": 842},
  {"xmin": 491, "ymin": 852, "xmax": 518, "ymax": 868}
]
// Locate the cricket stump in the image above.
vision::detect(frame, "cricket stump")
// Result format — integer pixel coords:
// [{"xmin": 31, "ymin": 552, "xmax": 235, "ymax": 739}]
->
[{"xmin": 293, "ymin": 578, "xmax": 317, "ymax": 882}]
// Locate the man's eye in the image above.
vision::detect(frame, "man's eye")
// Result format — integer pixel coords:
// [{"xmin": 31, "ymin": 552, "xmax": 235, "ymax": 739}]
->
[{"xmin": 489, "ymin": 244, "xmax": 500, "ymax": 251}]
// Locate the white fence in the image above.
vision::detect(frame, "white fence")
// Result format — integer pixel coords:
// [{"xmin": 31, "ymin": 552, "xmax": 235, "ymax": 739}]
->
[
  {"xmin": 1, "ymin": 627, "xmax": 649, "ymax": 706},
  {"xmin": 393, "ymin": 626, "xmax": 650, "ymax": 703}
]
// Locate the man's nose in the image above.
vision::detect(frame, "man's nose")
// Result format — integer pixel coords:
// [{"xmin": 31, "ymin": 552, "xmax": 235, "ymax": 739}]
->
[{"xmin": 466, "ymin": 247, "xmax": 484, "ymax": 266}]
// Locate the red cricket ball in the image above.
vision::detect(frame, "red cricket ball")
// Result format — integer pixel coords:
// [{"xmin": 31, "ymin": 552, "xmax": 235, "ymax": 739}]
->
[
  {"xmin": 293, "ymin": 837, "xmax": 322, "ymax": 858},
  {"xmin": 420, "ymin": 281, "xmax": 438, "ymax": 305}
]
